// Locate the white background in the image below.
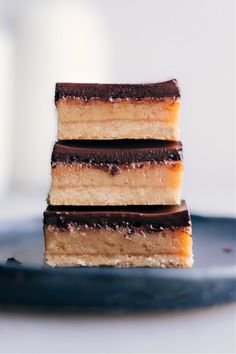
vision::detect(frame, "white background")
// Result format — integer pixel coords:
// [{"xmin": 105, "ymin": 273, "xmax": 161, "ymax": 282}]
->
[
  {"xmin": 0, "ymin": 1, "xmax": 235, "ymax": 353},
  {"xmin": 0, "ymin": 0, "xmax": 235, "ymax": 216}
]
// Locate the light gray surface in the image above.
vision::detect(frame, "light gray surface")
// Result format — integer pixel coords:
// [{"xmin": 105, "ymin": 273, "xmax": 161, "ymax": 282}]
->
[{"xmin": 0, "ymin": 303, "xmax": 235, "ymax": 353}]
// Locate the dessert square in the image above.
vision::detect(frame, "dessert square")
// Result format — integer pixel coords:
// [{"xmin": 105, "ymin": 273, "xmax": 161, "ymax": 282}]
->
[
  {"xmin": 49, "ymin": 140, "xmax": 184, "ymax": 206},
  {"xmin": 44, "ymin": 201, "xmax": 192, "ymax": 268},
  {"xmin": 55, "ymin": 80, "xmax": 180, "ymax": 140}
]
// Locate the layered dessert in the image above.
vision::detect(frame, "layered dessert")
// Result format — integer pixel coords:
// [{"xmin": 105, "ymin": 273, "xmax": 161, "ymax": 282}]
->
[
  {"xmin": 49, "ymin": 140, "xmax": 184, "ymax": 206},
  {"xmin": 55, "ymin": 80, "xmax": 180, "ymax": 141},
  {"xmin": 43, "ymin": 79, "xmax": 193, "ymax": 268},
  {"xmin": 44, "ymin": 201, "xmax": 192, "ymax": 267}
]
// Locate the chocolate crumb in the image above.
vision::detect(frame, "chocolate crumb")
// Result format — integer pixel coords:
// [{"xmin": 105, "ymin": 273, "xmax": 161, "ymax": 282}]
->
[
  {"xmin": 222, "ymin": 246, "xmax": 232, "ymax": 253},
  {"xmin": 6, "ymin": 257, "xmax": 22, "ymax": 265},
  {"xmin": 110, "ymin": 164, "xmax": 120, "ymax": 176}
]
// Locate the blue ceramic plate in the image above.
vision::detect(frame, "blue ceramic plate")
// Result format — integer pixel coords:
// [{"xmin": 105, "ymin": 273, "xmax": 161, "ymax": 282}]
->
[{"xmin": 0, "ymin": 215, "xmax": 235, "ymax": 309}]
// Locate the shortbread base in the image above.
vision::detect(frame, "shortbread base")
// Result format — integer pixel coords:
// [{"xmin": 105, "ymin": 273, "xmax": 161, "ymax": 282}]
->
[{"xmin": 45, "ymin": 254, "xmax": 193, "ymax": 268}]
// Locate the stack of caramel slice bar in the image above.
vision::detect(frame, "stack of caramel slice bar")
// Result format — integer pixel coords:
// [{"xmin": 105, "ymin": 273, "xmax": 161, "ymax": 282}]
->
[{"xmin": 43, "ymin": 80, "xmax": 193, "ymax": 268}]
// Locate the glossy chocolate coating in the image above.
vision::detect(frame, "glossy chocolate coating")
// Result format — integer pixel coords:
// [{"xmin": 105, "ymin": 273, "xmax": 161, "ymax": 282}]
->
[
  {"xmin": 51, "ymin": 140, "xmax": 183, "ymax": 165},
  {"xmin": 55, "ymin": 80, "xmax": 180, "ymax": 102},
  {"xmin": 44, "ymin": 201, "xmax": 191, "ymax": 232}
]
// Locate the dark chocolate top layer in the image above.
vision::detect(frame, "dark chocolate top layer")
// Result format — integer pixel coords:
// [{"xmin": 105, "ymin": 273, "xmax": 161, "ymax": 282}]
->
[
  {"xmin": 44, "ymin": 201, "xmax": 191, "ymax": 232},
  {"xmin": 55, "ymin": 80, "xmax": 180, "ymax": 102},
  {"xmin": 51, "ymin": 140, "xmax": 183, "ymax": 165}
]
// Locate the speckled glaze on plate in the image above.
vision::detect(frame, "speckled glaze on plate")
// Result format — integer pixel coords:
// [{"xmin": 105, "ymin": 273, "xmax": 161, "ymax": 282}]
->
[{"xmin": 0, "ymin": 215, "xmax": 235, "ymax": 309}]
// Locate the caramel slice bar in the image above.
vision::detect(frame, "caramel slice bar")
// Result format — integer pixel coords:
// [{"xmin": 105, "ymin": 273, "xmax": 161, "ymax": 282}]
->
[
  {"xmin": 55, "ymin": 80, "xmax": 180, "ymax": 140},
  {"xmin": 49, "ymin": 140, "xmax": 184, "ymax": 206},
  {"xmin": 44, "ymin": 201, "xmax": 192, "ymax": 268}
]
